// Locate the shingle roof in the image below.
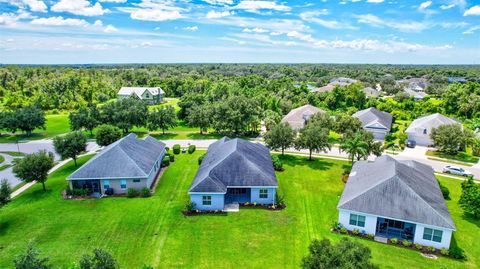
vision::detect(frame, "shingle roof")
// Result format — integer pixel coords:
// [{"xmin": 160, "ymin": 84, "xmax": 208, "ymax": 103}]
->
[
  {"xmin": 363, "ymin": 87, "xmax": 381, "ymax": 97},
  {"xmin": 281, "ymin": 104, "xmax": 325, "ymax": 129},
  {"xmin": 118, "ymin": 87, "xmax": 165, "ymax": 98},
  {"xmin": 189, "ymin": 137, "xmax": 278, "ymax": 193},
  {"xmin": 406, "ymin": 113, "xmax": 459, "ymax": 134},
  {"xmin": 330, "ymin": 77, "xmax": 358, "ymax": 84},
  {"xmin": 353, "ymin": 107, "xmax": 392, "ymax": 131},
  {"xmin": 68, "ymin": 134, "xmax": 166, "ymax": 180},
  {"xmin": 337, "ymin": 155, "xmax": 455, "ymax": 230}
]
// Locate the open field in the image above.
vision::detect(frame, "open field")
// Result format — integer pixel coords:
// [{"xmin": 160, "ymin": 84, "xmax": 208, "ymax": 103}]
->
[
  {"xmin": 0, "ymin": 153, "xmax": 478, "ymax": 268},
  {"xmin": 0, "ymin": 114, "xmax": 70, "ymax": 143}
]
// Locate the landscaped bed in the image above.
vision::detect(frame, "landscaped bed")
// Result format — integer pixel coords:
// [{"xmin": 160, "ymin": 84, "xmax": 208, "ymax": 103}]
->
[{"xmin": 0, "ymin": 152, "xmax": 478, "ymax": 268}]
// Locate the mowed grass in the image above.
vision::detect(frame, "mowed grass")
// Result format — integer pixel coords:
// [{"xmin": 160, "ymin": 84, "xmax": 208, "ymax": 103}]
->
[
  {"xmin": 0, "ymin": 114, "xmax": 70, "ymax": 143},
  {"xmin": 426, "ymin": 150, "xmax": 479, "ymax": 164},
  {"xmin": 0, "ymin": 153, "xmax": 478, "ymax": 268}
]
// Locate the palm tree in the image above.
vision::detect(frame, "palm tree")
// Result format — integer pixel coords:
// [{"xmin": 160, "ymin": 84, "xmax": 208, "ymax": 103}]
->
[{"xmin": 340, "ymin": 133, "xmax": 369, "ymax": 164}]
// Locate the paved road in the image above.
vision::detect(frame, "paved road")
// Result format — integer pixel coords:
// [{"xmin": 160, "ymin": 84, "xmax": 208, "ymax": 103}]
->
[{"xmin": 0, "ymin": 140, "xmax": 99, "ymax": 187}]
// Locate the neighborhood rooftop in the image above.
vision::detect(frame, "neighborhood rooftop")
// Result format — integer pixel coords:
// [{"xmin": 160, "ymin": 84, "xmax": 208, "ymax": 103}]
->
[
  {"xmin": 188, "ymin": 137, "xmax": 277, "ymax": 193},
  {"xmin": 405, "ymin": 113, "xmax": 458, "ymax": 133},
  {"xmin": 338, "ymin": 155, "xmax": 455, "ymax": 230},
  {"xmin": 353, "ymin": 107, "xmax": 392, "ymax": 130},
  {"xmin": 68, "ymin": 133, "xmax": 166, "ymax": 180},
  {"xmin": 281, "ymin": 104, "xmax": 325, "ymax": 129}
]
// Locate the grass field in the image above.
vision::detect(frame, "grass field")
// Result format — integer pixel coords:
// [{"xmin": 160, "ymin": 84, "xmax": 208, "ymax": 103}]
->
[
  {"xmin": 426, "ymin": 150, "xmax": 479, "ymax": 164},
  {"xmin": 0, "ymin": 153, "xmax": 478, "ymax": 268},
  {"xmin": 0, "ymin": 114, "xmax": 70, "ymax": 143}
]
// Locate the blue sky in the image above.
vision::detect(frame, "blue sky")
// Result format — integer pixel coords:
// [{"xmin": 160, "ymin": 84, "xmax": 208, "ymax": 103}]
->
[{"xmin": 0, "ymin": 0, "xmax": 479, "ymax": 64}]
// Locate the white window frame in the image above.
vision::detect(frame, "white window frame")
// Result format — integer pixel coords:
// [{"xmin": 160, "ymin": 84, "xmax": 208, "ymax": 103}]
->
[
  {"xmin": 349, "ymin": 213, "xmax": 366, "ymax": 227},
  {"xmin": 422, "ymin": 228, "xmax": 443, "ymax": 243},
  {"xmin": 259, "ymin": 188, "xmax": 268, "ymax": 199},
  {"xmin": 202, "ymin": 195, "xmax": 212, "ymax": 206},
  {"xmin": 103, "ymin": 180, "xmax": 110, "ymax": 190},
  {"xmin": 120, "ymin": 179, "xmax": 127, "ymax": 189}
]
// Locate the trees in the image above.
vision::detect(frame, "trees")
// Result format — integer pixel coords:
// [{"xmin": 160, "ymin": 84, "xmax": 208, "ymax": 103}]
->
[
  {"xmin": 69, "ymin": 105, "xmax": 100, "ymax": 135},
  {"xmin": 302, "ymin": 238, "xmax": 378, "ymax": 269},
  {"xmin": 7, "ymin": 106, "xmax": 46, "ymax": 136},
  {"xmin": 263, "ymin": 110, "xmax": 282, "ymax": 131},
  {"xmin": 295, "ymin": 123, "xmax": 332, "ymax": 161},
  {"xmin": 430, "ymin": 124, "xmax": 473, "ymax": 155},
  {"xmin": 79, "ymin": 248, "xmax": 118, "ymax": 269},
  {"xmin": 14, "ymin": 242, "xmax": 51, "ymax": 269},
  {"xmin": 186, "ymin": 105, "xmax": 211, "ymax": 134},
  {"xmin": 459, "ymin": 177, "xmax": 480, "ymax": 219},
  {"xmin": 13, "ymin": 151, "xmax": 54, "ymax": 192},
  {"xmin": 100, "ymin": 98, "xmax": 148, "ymax": 133},
  {"xmin": 147, "ymin": 106, "xmax": 178, "ymax": 134},
  {"xmin": 340, "ymin": 132, "xmax": 369, "ymax": 163},
  {"xmin": 94, "ymin": 124, "xmax": 122, "ymax": 147},
  {"xmin": 334, "ymin": 113, "xmax": 362, "ymax": 135},
  {"xmin": 0, "ymin": 178, "xmax": 12, "ymax": 207},
  {"xmin": 53, "ymin": 131, "xmax": 87, "ymax": 167},
  {"xmin": 264, "ymin": 122, "xmax": 296, "ymax": 155},
  {"xmin": 212, "ymin": 96, "xmax": 262, "ymax": 134}
]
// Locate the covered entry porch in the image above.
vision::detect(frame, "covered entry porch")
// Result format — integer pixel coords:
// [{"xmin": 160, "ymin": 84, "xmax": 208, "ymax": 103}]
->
[
  {"xmin": 225, "ymin": 188, "xmax": 251, "ymax": 204},
  {"xmin": 375, "ymin": 217, "xmax": 416, "ymax": 241}
]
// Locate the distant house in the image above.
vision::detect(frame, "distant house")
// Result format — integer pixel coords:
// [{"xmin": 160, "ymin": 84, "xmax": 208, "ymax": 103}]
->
[
  {"xmin": 311, "ymin": 84, "xmax": 335, "ymax": 93},
  {"xmin": 352, "ymin": 107, "xmax": 392, "ymax": 140},
  {"xmin": 337, "ymin": 155, "xmax": 455, "ymax": 249},
  {"xmin": 281, "ymin": 104, "xmax": 325, "ymax": 129},
  {"xmin": 68, "ymin": 134, "xmax": 166, "ymax": 195},
  {"xmin": 363, "ymin": 86, "xmax": 381, "ymax": 97},
  {"xmin": 188, "ymin": 137, "xmax": 278, "ymax": 211},
  {"xmin": 404, "ymin": 88, "xmax": 427, "ymax": 101},
  {"xmin": 448, "ymin": 77, "xmax": 467, "ymax": 83},
  {"xmin": 405, "ymin": 113, "xmax": 459, "ymax": 146},
  {"xmin": 117, "ymin": 87, "xmax": 165, "ymax": 104},
  {"xmin": 311, "ymin": 77, "xmax": 358, "ymax": 93},
  {"xmin": 397, "ymin": 77, "xmax": 428, "ymax": 92}
]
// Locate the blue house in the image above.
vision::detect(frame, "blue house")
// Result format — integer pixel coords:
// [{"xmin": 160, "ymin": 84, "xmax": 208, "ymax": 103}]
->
[{"xmin": 188, "ymin": 137, "xmax": 278, "ymax": 211}]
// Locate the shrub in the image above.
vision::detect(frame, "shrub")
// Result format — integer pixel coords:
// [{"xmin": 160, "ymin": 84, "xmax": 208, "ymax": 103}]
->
[
  {"xmin": 366, "ymin": 234, "xmax": 375, "ymax": 240},
  {"xmin": 415, "ymin": 243, "xmax": 423, "ymax": 250},
  {"xmin": 162, "ymin": 156, "xmax": 170, "ymax": 167},
  {"xmin": 402, "ymin": 240, "xmax": 412, "ymax": 247},
  {"xmin": 140, "ymin": 187, "xmax": 151, "ymax": 197},
  {"xmin": 275, "ymin": 192, "xmax": 285, "ymax": 206},
  {"xmin": 169, "ymin": 154, "xmax": 175, "ymax": 162},
  {"xmin": 188, "ymin": 145, "xmax": 196, "ymax": 154},
  {"xmin": 437, "ymin": 180, "xmax": 450, "ymax": 200},
  {"xmin": 173, "ymin": 144, "xmax": 181, "ymax": 154},
  {"xmin": 184, "ymin": 201, "xmax": 196, "ymax": 212},
  {"xmin": 352, "ymin": 229, "xmax": 360, "ymax": 235},
  {"xmin": 331, "ymin": 221, "xmax": 340, "ymax": 230},
  {"xmin": 340, "ymin": 227, "xmax": 347, "ymax": 234},
  {"xmin": 127, "ymin": 188, "xmax": 138, "ymax": 198},
  {"xmin": 198, "ymin": 154, "xmax": 205, "ymax": 165},
  {"xmin": 440, "ymin": 248, "xmax": 449, "ymax": 256},
  {"xmin": 449, "ymin": 246, "xmax": 466, "ymax": 259},
  {"xmin": 271, "ymin": 155, "xmax": 284, "ymax": 171},
  {"xmin": 165, "ymin": 146, "xmax": 170, "ymax": 153},
  {"xmin": 427, "ymin": 246, "xmax": 436, "ymax": 253},
  {"xmin": 390, "ymin": 238, "xmax": 398, "ymax": 244}
]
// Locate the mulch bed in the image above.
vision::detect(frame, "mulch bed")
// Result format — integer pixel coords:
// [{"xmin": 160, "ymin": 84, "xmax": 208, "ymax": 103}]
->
[
  {"xmin": 182, "ymin": 210, "xmax": 227, "ymax": 216},
  {"xmin": 239, "ymin": 203, "xmax": 286, "ymax": 211}
]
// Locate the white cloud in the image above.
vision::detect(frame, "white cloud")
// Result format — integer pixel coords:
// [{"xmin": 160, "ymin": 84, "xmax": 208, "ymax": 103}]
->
[
  {"xmin": 418, "ymin": 1, "xmax": 432, "ymax": 10},
  {"xmin": 104, "ymin": 24, "xmax": 118, "ymax": 33},
  {"xmin": 243, "ymin": 27, "xmax": 268, "ymax": 33},
  {"xmin": 141, "ymin": 41, "xmax": 152, "ymax": 47},
  {"xmin": 51, "ymin": 0, "xmax": 109, "ymax": 16},
  {"xmin": 30, "ymin": 16, "xmax": 89, "ymax": 26},
  {"xmin": 99, "ymin": 0, "xmax": 127, "ymax": 3},
  {"xmin": 463, "ymin": 25, "xmax": 480, "ymax": 34},
  {"xmin": 203, "ymin": 0, "xmax": 233, "ymax": 5},
  {"xmin": 233, "ymin": 1, "xmax": 291, "ymax": 12},
  {"xmin": 464, "ymin": 5, "xmax": 480, "ymax": 16},
  {"xmin": 366, "ymin": 0, "xmax": 384, "ymax": 3},
  {"xmin": 6, "ymin": 0, "xmax": 47, "ymax": 13},
  {"xmin": 440, "ymin": 4, "xmax": 455, "ymax": 10},
  {"xmin": 184, "ymin": 25, "xmax": 198, "ymax": 31},
  {"xmin": 206, "ymin": 10, "xmax": 233, "ymax": 18},
  {"xmin": 93, "ymin": 19, "xmax": 103, "ymax": 26},
  {"xmin": 355, "ymin": 14, "xmax": 430, "ymax": 32},
  {"xmin": 300, "ymin": 11, "xmax": 356, "ymax": 30},
  {"xmin": 118, "ymin": 0, "xmax": 184, "ymax": 21}
]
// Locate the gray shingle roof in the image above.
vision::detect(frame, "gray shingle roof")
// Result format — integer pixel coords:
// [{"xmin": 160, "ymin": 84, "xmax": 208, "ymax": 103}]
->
[
  {"xmin": 353, "ymin": 107, "xmax": 392, "ymax": 131},
  {"xmin": 189, "ymin": 137, "xmax": 278, "ymax": 193},
  {"xmin": 337, "ymin": 155, "xmax": 455, "ymax": 230},
  {"xmin": 68, "ymin": 134, "xmax": 166, "ymax": 180},
  {"xmin": 406, "ymin": 113, "xmax": 459, "ymax": 134},
  {"xmin": 281, "ymin": 104, "xmax": 325, "ymax": 129}
]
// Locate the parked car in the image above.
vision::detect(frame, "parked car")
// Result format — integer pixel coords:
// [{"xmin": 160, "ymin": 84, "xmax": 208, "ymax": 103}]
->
[
  {"xmin": 442, "ymin": 166, "xmax": 473, "ymax": 177},
  {"xmin": 406, "ymin": 140, "xmax": 416, "ymax": 148}
]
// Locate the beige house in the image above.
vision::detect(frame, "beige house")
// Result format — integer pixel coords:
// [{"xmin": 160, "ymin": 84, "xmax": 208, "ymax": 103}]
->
[
  {"xmin": 281, "ymin": 104, "xmax": 325, "ymax": 129},
  {"xmin": 118, "ymin": 87, "xmax": 165, "ymax": 104}
]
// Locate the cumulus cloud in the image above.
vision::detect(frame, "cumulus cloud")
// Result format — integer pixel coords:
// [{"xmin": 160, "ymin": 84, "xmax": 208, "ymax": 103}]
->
[
  {"xmin": 440, "ymin": 4, "xmax": 455, "ymax": 10},
  {"xmin": 203, "ymin": 0, "xmax": 233, "ymax": 5},
  {"xmin": 243, "ymin": 27, "xmax": 268, "ymax": 33},
  {"xmin": 99, "ymin": 0, "xmax": 127, "ymax": 2},
  {"xmin": 93, "ymin": 20, "xmax": 103, "ymax": 26},
  {"xmin": 118, "ymin": 0, "xmax": 184, "ymax": 21},
  {"xmin": 463, "ymin": 25, "xmax": 480, "ymax": 34},
  {"xmin": 51, "ymin": 0, "xmax": 109, "ymax": 16},
  {"xmin": 104, "ymin": 24, "xmax": 118, "ymax": 33},
  {"xmin": 206, "ymin": 10, "xmax": 233, "ymax": 19},
  {"xmin": 464, "ymin": 5, "xmax": 480, "ymax": 16},
  {"xmin": 30, "ymin": 16, "xmax": 89, "ymax": 26},
  {"xmin": 6, "ymin": 0, "xmax": 47, "ymax": 13},
  {"xmin": 418, "ymin": 1, "xmax": 432, "ymax": 10},
  {"xmin": 184, "ymin": 25, "xmax": 198, "ymax": 31},
  {"xmin": 366, "ymin": 0, "xmax": 384, "ymax": 3},
  {"xmin": 233, "ymin": 1, "xmax": 291, "ymax": 12}
]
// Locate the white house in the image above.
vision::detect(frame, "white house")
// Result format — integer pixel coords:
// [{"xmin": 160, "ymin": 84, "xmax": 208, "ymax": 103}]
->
[
  {"xmin": 352, "ymin": 107, "xmax": 392, "ymax": 140},
  {"xmin": 117, "ymin": 87, "xmax": 165, "ymax": 104},
  {"xmin": 405, "ymin": 113, "xmax": 459, "ymax": 146},
  {"xmin": 337, "ymin": 156, "xmax": 456, "ymax": 249}
]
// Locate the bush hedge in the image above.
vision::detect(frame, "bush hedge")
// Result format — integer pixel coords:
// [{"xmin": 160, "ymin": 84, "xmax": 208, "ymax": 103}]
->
[
  {"xmin": 127, "ymin": 188, "xmax": 138, "ymax": 198},
  {"xmin": 173, "ymin": 144, "xmax": 181, "ymax": 154},
  {"xmin": 188, "ymin": 145, "xmax": 196, "ymax": 154},
  {"xmin": 162, "ymin": 156, "xmax": 170, "ymax": 167}
]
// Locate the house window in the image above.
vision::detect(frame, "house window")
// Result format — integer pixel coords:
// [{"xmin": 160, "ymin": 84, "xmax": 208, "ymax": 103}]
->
[
  {"xmin": 133, "ymin": 179, "xmax": 140, "ymax": 183},
  {"xmin": 349, "ymin": 213, "xmax": 366, "ymax": 227},
  {"xmin": 259, "ymin": 189, "xmax": 268, "ymax": 199},
  {"xmin": 423, "ymin": 228, "xmax": 443, "ymax": 243},
  {"xmin": 103, "ymin": 180, "xmax": 110, "ymax": 189},
  {"xmin": 120, "ymin": 180, "xmax": 127, "ymax": 189},
  {"xmin": 387, "ymin": 219, "xmax": 405, "ymax": 230},
  {"xmin": 202, "ymin": 195, "xmax": 212, "ymax": 205}
]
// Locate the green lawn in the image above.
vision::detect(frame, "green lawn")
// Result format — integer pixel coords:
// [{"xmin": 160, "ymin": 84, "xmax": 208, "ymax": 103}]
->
[
  {"xmin": 426, "ymin": 150, "xmax": 479, "ymax": 164},
  {"xmin": 0, "ymin": 151, "xmax": 26, "ymax": 157},
  {"xmin": 0, "ymin": 114, "xmax": 70, "ymax": 143},
  {"xmin": 0, "ymin": 153, "xmax": 478, "ymax": 268},
  {"xmin": 0, "ymin": 154, "xmax": 4, "ymax": 164}
]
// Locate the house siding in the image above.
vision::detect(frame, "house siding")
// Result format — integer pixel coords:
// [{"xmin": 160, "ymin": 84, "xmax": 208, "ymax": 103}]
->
[
  {"xmin": 100, "ymin": 178, "xmax": 149, "ymax": 194},
  {"xmin": 190, "ymin": 193, "xmax": 225, "ymax": 211},
  {"xmin": 338, "ymin": 209, "xmax": 377, "ymax": 235},
  {"xmin": 364, "ymin": 128, "xmax": 388, "ymax": 140},
  {"xmin": 406, "ymin": 132, "xmax": 433, "ymax": 146},
  {"xmin": 146, "ymin": 151, "xmax": 165, "ymax": 187},
  {"xmin": 413, "ymin": 224, "xmax": 453, "ymax": 249},
  {"xmin": 250, "ymin": 187, "xmax": 276, "ymax": 205}
]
